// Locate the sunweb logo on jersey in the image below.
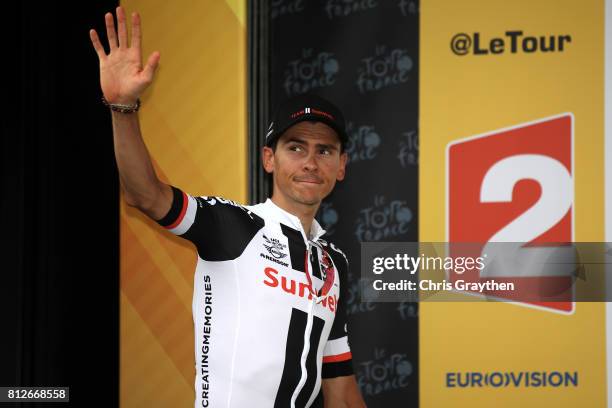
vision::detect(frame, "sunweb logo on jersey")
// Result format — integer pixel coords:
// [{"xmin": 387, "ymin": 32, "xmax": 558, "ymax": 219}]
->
[{"xmin": 263, "ymin": 267, "xmax": 338, "ymax": 313}]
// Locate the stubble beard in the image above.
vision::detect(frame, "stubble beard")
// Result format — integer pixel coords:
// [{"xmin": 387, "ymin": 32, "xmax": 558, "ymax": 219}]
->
[
  {"xmin": 289, "ymin": 188, "xmax": 321, "ymax": 207},
  {"xmin": 273, "ymin": 171, "xmax": 334, "ymax": 208}
]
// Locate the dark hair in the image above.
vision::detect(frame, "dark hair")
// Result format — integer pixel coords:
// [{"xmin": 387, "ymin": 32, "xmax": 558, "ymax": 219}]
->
[{"xmin": 269, "ymin": 136, "xmax": 280, "ymax": 153}]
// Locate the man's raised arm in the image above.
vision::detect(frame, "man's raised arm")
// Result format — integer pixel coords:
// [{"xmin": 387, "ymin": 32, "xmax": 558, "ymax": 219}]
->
[{"xmin": 89, "ymin": 6, "xmax": 171, "ymax": 220}]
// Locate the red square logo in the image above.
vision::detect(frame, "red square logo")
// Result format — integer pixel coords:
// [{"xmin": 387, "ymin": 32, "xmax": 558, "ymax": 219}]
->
[{"xmin": 447, "ymin": 114, "xmax": 574, "ymax": 313}]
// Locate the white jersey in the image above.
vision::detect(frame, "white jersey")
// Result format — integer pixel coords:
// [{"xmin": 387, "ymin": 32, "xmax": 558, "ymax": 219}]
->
[{"xmin": 156, "ymin": 186, "xmax": 354, "ymax": 408}]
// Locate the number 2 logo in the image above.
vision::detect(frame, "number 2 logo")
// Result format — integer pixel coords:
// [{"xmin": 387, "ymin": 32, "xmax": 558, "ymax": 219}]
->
[{"xmin": 447, "ymin": 113, "xmax": 574, "ymax": 313}]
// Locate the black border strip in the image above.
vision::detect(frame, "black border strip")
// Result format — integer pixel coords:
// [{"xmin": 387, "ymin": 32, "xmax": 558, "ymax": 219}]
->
[{"xmin": 247, "ymin": 0, "xmax": 272, "ymax": 204}]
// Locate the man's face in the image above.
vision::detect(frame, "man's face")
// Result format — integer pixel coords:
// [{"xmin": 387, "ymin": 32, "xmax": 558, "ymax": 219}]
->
[{"xmin": 262, "ymin": 121, "xmax": 348, "ymax": 207}]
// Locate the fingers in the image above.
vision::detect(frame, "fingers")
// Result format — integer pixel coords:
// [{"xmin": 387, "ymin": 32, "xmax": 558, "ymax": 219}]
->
[
  {"xmin": 131, "ymin": 12, "xmax": 141, "ymax": 51},
  {"xmin": 142, "ymin": 51, "xmax": 161, "ymax": 81},
  {"xmin": 116, "ymin": 6, "xmax": 128, "ymax": 48},
  {"xmin": 104, "ymin": 12, "xmax": 118, "ymax": 50},
  {"xmin": 89, "ymin": 29, "xmax": 106, "ymax": 60}
]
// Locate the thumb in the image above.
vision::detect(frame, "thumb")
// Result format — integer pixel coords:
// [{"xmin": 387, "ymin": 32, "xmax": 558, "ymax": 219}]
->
[{"xmin": 142, "ymin": 51, "xmax": 161, "ymax": 81}]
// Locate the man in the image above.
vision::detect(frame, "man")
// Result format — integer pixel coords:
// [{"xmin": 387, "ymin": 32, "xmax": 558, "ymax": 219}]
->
[{"xmin": 90, "ymin": 7, "xmax": 366, "ymax": 408}]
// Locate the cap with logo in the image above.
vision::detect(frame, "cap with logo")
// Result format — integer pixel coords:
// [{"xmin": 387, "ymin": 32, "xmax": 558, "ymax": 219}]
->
[{"xmin": 265, "ymin": 94, "xmax": 348, "ymax": 148}]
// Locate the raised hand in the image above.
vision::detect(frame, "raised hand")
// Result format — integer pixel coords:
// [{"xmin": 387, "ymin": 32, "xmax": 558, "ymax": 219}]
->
[{"xmin": 89, "ymin": 6, "xmax": 160, "ymax": 105}]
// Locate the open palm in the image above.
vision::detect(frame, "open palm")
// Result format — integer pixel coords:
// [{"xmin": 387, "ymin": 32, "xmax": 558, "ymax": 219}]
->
[{"xmin": 89, "ymin": 7, "xmax": 160, "ymax": 105}]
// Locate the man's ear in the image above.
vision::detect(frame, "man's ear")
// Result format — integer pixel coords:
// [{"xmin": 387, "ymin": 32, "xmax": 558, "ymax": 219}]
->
[
  {"xmin": 262, "ymin": 146, "xmax": 275, "ymax": 174},
  {"xmin": 336, "ymin": 151, "xmax": 348, "ymax": 181}
]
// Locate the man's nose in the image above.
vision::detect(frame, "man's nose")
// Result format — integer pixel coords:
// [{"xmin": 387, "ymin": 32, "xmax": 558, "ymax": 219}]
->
[{"xmin": 303, "ymin": 150, "xmax": 318, "ymax": 171}]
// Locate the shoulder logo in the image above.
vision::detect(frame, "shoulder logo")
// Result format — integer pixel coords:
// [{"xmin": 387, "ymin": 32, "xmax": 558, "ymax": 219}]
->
[
  {"xmin": 263, "ymin": 234, "xmax": 288, "ymax": 259},
  {"xmin": 198, "ymin": 196, "xmax": 251, "ymax": 212}
]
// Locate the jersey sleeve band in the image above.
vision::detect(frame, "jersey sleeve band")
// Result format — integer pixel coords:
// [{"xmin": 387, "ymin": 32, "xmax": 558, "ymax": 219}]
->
[
  {"xmin": 321, "ymin": 359, "xmax": 354, "ymax": 378},
  {"xmin": 156, "ymin": 186, "xmax": 197, "ymax": 235},
  {"xmin": 322, "ymin": 351, "xmax": 352, "ymax": 363},
  {"xmin": 157, "ymin": 186, "xmax": 185, "ymax": 227},
  {"xmin": 323, "ymin": 336, "xmax": 351, "ymax": 358}
]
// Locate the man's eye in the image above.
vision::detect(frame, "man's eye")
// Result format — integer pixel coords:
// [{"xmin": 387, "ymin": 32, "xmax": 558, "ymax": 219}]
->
[
  {"xmin": 289, "ymin": 145, "xmax": 303, "ymax": 152},
  {"xmin": 319, "ymin": 149, "xmax": 331, "ymax": 155}
]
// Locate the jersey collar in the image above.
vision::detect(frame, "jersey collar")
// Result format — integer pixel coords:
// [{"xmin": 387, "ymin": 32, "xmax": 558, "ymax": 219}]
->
[{"xmin": 258, "ymin": 198, "xmax": 326, "ymax": 243}]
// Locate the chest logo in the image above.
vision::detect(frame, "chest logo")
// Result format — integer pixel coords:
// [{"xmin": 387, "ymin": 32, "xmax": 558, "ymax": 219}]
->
[
  {"xmin": 318, "ymin": 250, "xmax": 336, "ymax": 297},
  {"xmin": 263, "ymin": 235, "xmax": 288, "ymax": 259}
]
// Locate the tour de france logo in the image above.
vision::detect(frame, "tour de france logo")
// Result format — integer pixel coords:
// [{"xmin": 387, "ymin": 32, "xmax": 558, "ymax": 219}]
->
[{"xmin": 284, "ymin": 48, "xmax": 339, "ymax": 96}]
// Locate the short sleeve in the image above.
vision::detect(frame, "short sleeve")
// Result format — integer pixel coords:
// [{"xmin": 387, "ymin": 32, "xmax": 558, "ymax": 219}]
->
[
  {"xmin": 322, "ymin": 255, "xmax": 354, "ymax": 378},
  {"xmin": 156, "ymin": 186, "xmax": 264, "ymax": 261}
]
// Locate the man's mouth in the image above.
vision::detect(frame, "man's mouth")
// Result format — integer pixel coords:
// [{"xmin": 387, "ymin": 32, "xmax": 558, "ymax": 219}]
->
[{"xmin": 294, "ymin": 177, "xmax": 323, "ymax": 184}]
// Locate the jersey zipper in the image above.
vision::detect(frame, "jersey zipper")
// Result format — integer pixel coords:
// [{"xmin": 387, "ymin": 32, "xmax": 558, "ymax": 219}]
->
[{"xmin": 290, "ymin": 242, "xmax": 320, "ymax": 407}]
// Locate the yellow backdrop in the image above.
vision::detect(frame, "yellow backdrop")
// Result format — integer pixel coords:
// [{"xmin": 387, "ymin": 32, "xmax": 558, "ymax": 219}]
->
[
  {"xmin": 119, "ymin": 1, "xmax": 246, "ymax": 406},
  {"xmin": 421, "ymin": 0, "xmax": 605, "ymax": 407}
]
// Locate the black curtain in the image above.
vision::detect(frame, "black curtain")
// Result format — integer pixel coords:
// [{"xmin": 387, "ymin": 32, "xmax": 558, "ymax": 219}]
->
[
  {"xmin": 266, "ymin": 1, "xmax": 420, "ymax": 406},
  {"xmin": 2, "ymin": 1, "xmax": 119, "ymax": 406},
  {"xmin": 248, "ymin": 0, "xmax": 272, "ymax": 204}
]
